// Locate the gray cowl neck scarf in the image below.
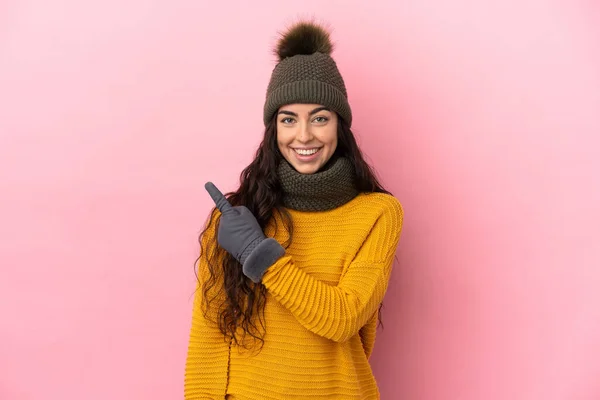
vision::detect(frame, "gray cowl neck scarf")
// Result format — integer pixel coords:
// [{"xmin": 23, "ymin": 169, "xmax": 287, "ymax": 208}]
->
[{"xmin": 277, "ymin": 156, "xmax": 359, "ymax": 212}]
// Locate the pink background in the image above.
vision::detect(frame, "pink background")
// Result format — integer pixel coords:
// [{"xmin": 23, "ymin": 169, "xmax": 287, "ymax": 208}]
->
[{"xmin": 1, "ymin": 1, "xmax": 599, "ymax": 399}]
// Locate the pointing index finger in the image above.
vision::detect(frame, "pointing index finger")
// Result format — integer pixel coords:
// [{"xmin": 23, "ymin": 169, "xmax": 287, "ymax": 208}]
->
[{"xmin": 205, "ymin": 182, "xmax": 233, "ymax": 214}]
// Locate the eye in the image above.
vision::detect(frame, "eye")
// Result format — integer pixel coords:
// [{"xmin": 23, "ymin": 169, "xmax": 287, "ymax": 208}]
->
[
  {"xmin": 313, "ymin": 116, "xmax": 329, "ymax": 123},
  {"xmin": 280, "ymin": 117, "xmax": 295, "ymax": 124}
]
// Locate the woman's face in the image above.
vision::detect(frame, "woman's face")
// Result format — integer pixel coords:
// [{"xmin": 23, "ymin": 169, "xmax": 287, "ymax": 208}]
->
[{"xmin": 276, "ymin": 103, "xmax": 338, "ymax": 175}]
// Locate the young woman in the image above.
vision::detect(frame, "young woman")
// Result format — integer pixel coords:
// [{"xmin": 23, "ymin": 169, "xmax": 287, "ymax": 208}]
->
[{"xmin": 185, "ymin": 21, "xmax": 404, "ymax": 400}]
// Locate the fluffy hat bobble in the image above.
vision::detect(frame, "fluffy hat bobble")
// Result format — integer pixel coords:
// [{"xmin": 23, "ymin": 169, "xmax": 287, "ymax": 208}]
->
[
  {"xmin": 274, "ymin": 22, "xmax": 334, "ymax": 61},
  {"xmin": 263, "ymin": 21, "xmax": 352, "ymax": 126}
]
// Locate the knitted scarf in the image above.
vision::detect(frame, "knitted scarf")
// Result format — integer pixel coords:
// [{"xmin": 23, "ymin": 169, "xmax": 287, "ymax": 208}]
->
[{"xmin": 277, "ymin": 156, "xmax": 359, "ymax": 212}]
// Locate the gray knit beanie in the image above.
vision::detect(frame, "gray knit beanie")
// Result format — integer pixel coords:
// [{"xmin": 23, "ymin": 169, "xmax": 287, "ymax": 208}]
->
[{"xmin": 263, "ymin": 22, "xmax": 352, "ymax": 127}]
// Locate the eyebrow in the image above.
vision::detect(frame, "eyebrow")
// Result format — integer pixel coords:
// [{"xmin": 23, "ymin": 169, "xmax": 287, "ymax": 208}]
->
[{"xmin": 277, "ymin": 106, "xmax": 330, "ymax": 117}]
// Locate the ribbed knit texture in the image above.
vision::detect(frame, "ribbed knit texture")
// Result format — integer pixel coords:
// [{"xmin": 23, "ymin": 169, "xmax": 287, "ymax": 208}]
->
[
  {"xmin": 184, "ymin": 193, "xmax": 403, "ymax": 399},
  {"xmin": 278, "ymin": 156, "xmax": 359, "ymax": 211},
  {"xmin": 263, "ymin": 52, "xmax": 352, "ymax": 126}
]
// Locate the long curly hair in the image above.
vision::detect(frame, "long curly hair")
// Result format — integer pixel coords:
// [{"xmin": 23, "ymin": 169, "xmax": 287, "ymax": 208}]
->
[{"xmin": 195, "ymin": 115, "xmax": 392, "ymax": 349}]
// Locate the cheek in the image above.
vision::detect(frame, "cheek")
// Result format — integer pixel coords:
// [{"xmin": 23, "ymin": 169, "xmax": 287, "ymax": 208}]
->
[
  {"xmin": 276, "ymin": 134, "xmax": 291, "ymax": 155},
  {"xmin": 323, "ymin": 128, "xmax": 338, "ymax": 149},
  {"xmin": 277, "ymin": 128, "xmax": 297, "ymax": 145},
  {"xmin": 323, "ymin": 119, "xmax": 338, "ymax": 149},
  {"xmin": 328, "ymin": 139, "xmax": 338, "ymax": 155},
  {"xmin": 275, "ymin": 129, "xmax": 284, "ymax": 148},
  {"xmin": 330, "ymin": 132, "xmax": 338, "ymax": 147}
]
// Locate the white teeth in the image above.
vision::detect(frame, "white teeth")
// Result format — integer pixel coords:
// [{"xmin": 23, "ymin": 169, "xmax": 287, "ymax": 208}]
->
[{"xmin": 294, "ymin": 148, "xmax": 320, "ymax": 156}]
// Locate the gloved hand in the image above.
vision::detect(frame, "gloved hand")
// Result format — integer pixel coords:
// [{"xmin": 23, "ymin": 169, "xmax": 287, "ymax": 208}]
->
[{"xmin": 205, "ymin": 182, "xmax": 285, "ymax": 283}]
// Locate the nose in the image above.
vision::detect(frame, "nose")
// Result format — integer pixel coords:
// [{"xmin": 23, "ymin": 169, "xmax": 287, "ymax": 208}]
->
[{"xmin": 296, "ymin": 120, "xmax": 313, "ymax": 143}]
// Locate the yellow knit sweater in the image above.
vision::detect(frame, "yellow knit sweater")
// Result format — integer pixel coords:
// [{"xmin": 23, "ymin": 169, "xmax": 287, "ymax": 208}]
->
[{"xmin": 185, "ymin": 192, "xmax": 403, "ymax": 399}]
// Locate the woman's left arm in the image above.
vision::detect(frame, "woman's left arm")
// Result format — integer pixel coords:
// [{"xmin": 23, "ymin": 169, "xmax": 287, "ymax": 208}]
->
[{"xmin": 260, "ymin": 199, "xmax": 403, "ymax": 342}]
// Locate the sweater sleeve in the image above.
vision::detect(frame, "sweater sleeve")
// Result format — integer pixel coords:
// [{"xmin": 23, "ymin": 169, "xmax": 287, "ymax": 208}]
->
[
  {"xmin": 260, "ymin": 197, "xmax": 403, "ymax": 343},
  {"xmin": 359, "ymin": 311, "xmax": 379, "ymax": 359}
]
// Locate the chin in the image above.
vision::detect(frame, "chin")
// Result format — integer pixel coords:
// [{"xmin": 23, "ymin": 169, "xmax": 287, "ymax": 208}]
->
[
  {"xmin": 295, "ymin": 165, "xmax": 320, "ymax": 174},
  {"xmin": 287, "ymin": 159, "xmax": 322, "ymax": 175}
]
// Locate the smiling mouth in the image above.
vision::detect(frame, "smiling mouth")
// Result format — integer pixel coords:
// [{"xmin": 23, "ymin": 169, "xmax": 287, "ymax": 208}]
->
[{"xmin": 293, "ymin": 148, "xmax": 322, "ymax": 156}]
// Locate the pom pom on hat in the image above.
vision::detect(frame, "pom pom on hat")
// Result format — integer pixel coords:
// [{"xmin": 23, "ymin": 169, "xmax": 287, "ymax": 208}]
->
[{"xmin": 274, "ymin": 21, "xmax": 334, "ymax": 61}]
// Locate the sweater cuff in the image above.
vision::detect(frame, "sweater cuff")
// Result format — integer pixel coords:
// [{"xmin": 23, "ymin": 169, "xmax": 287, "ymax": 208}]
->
[{"xmin": 242, "ymin": 238, "xmax": 285, "ymax": 283}]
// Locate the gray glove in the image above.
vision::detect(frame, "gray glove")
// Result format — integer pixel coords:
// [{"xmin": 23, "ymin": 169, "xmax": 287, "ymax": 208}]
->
[{"xmin": 205, "ymin": 182, "xmax": 285, "ymax": 283}]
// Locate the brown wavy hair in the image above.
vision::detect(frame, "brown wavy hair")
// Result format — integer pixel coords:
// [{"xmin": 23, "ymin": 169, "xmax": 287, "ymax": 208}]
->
[{"xmin": 195, "ymin": 115, "xmax": 392, "ymax": 349}]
